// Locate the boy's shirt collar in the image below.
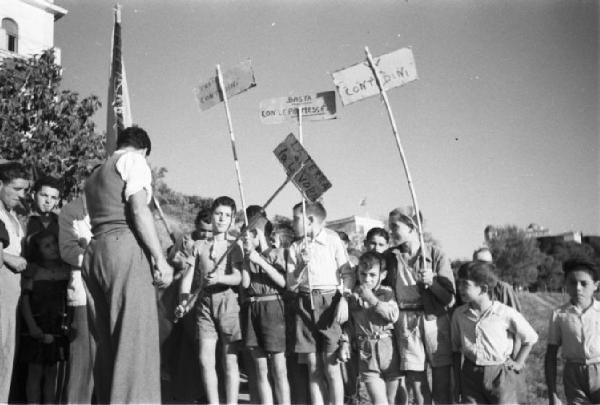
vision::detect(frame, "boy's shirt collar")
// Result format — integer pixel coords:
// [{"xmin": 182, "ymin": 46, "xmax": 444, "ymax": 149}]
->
[{"xmin": 565, "ymin": 298, "xmax": 600, "ymax": 314}]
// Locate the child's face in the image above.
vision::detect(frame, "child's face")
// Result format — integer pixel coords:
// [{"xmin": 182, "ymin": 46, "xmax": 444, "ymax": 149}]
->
[
  {"xmin": 292, "ymin": 207, "xmax": 309, "ymax": 237},
  {"xmin": 388, "ymin": 219, "xmax": 414, "ymax": 245},
  {"xmin": 269, "ymin": 233, "xmax": 281, "ymax": 249},
  {"xmin": 365, "ymin": 235, "xmax": 389, "ymax": 253},
  {"xmin": 212, "ymin": 205, "xmax": 233, "ymax": 234},
  {"xmin": 38, "ymin": 235, "xmax": 59, "ymax": 261},
  {"xmin": 34, "ymin": 185, "xmax": 60, "ymax": 213},
  {"xmin": 0, "ymin": 178, "xmax": 28, "ymax": 210},
  {"xmin": 195, "ymin": 220, "xmax": 213, "ymax": 240},
  {"xmin": 457, "ymin": 278, "xmax": 484, "ymax": 303},
  {"xmin": 358, "ymin": 262, "xmax": 382, "ymax": 290},
  {"xmin": 566, "ymin": 270, "xmax": 599, "ymax": 307}
]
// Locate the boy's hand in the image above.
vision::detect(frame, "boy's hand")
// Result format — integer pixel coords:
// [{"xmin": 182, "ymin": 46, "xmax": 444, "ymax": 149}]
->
[
  {"xmin": 30, "ymin": 326, "xmax": 44, "ymax": 341},
  {"xmin": 419, "ymin": 266, "xmax": 434, "ymax": 287},
  {"xmin": 10, "ymin": 256, "xmax": 28, "ymax": 273},
  {"xmin": 153, "ymin": 258, "xmax": 174, "ymax": 288},
  {"xmin": 242, "ymin": 235, "xmax": 255, "ymax": 255},
  {"xmin": 204, "ymin": 272, "xmax": 222, "ymax": 287},
  {"xmin": 248, "ymin": 250, "xmax": 263, "ymax": 266},
  {"xmin": 505, "ymin": 358, "xmax": 524, "ymax": 372},
  {"xmin": 356, "ymin": 284, "xmax": 377, "ymax": 306},
  {"xmin": 174, "ymin": 303, "xmax": 188, "ymax": 319},
  {"xmin": 336, "ymin": 342, "xmax": 351, "ymax": 363},
  {"xmin": 548, "ymin": 392, "xmax": 562, "ymax": 405},
  {"xmin": 334, "ymin": 296, "xmax": 348, "ymax": 324},
  {"xmin": 300, "ymin": 243, "xmax": 311, "ymax": 264},
  {"xmin": 41, "ymin": 333, "xmax": 54, "ymax": 344}
]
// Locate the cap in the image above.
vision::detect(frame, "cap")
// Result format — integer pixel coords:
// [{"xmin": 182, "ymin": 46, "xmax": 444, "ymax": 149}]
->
[{"xmin": 389, "ymin": 206, "xmax": 422, "ymax": 229}]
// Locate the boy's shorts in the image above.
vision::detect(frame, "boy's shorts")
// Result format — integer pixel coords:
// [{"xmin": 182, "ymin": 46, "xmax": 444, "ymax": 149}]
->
[
  {"xmin": 395, "ymin": 310, "xmax": 452, "ymax": 371},
  {"xmin": 563, "ymin": 362, "xmax": 600, "ymax": 404},
  {"xmin": 357, "ymin": 333, "xmax": 402, "ymax": 383},
  {"xmin": 293, "ymin": 290, "xmax": 342, "ymax": 354},
  {"xmin": 460, "ymin": 358, "xmax": 518, "ymax": 404},
  {"xmin": 241, "ymin": 296, "xmax": 286, "ymax": 353},
  {"xmin": 196, "ymin": 287, "xmax": 241, "ymax": 344}
]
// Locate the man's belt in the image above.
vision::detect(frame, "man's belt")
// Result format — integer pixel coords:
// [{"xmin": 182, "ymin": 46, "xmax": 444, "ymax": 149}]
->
[
  {"xmin": 246, "ymin": 293, "xmax": 282, "ymax": 303},
  {"xmin": 356, "ymin": 331, "xmax": 393, "ymax": 341},
  {"xmin": 398, "ymin": 302, "xmax": 425, "ymax": 311}
]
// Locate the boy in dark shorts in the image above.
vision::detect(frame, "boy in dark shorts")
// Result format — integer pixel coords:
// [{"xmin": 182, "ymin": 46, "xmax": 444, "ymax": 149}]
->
[
  {"xmin": 286, "ymin": 201, "xmax": 354, "ymax": 405},
  {"xmin": 241, "ymin": 215, "xmax": 290, "ymax": 404},
  {"xmin": 545, "ymin": 258, "xmax": 600, "ymax": 405},
  {"xmin": 452, "ymin": 261, "xmax": 538, "ymax": 404},
  {"xmin": 339, "ymin": 251, "xmax": 401, "ymax": 405},
  {"xmin": 176, "ymin": 196, "xmax": 243, "ymax": 404}
]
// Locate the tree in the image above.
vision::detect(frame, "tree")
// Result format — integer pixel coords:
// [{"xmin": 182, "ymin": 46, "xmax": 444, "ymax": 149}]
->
[
  {"xmin": 485, "ymin": 225, "xmax": 546, "ymax": 287},
  {"xmin": 0, "ymin": 49, "xmax": 104, "ymax": 201},
  {"xmin": 537, "ymin": 240, "xmax": 599, "ymax": 291}
]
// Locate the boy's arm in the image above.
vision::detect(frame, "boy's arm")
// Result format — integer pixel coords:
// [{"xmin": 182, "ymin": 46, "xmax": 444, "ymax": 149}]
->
[
  {"xmin": 20, "ymin": 276, "xmax": 42, "ymax": 338},
  {"xmin": 545, "ymin": 345, "xmax": 562, "ymax": 405},
  {"xmin": 3, "ymin": 252, "xmax": 27, "ymax": 273},
  {"xmin": 249, "ymin": 250, "xmax": 285, "ymax": 288},
  {"xmin": 368, "ymin": 287, "xmax": 399, "ymax": 323},
  {"xmin": 209, "ymin": 244, "xmax": 242, "ymax": 286},
  {"xmin": 426, "ymin": 250, "xmax": 455, "ymax": 306},
  {"xmin": 506, "ymin": 308, "xmax": 539, "ymax": 371}
]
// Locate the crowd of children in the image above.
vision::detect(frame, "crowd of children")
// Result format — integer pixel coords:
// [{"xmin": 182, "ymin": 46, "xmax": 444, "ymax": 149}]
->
[{"xmin": 0, "ymin": 129, "xmax": 598, "ymax": 404}]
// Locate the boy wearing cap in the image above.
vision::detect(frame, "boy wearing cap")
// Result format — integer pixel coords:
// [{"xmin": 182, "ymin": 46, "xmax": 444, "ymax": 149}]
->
[
  {"xmin": 287, "ymin": 201, "xmax": 354, "ymax": 405},
  {"xmin": 381, "ymin": 206, "xmax": 455, "ymax": 404}
]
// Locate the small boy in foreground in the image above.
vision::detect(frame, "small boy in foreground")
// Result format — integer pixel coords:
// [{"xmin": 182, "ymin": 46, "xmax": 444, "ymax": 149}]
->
[
  {"xmin": 338, "ymin": 251, "xmax": 401, "ymax": 405},
  {"xmin": 452, "ymin": 261, "xmax": 538, "ymax": 404},
  {"xmin": 286, "ymin": 201, "xmax": 353, "ymax": 405},
  {"xmin": 545, "ymin": 258, "xmax": 600, "ymax": 405}
]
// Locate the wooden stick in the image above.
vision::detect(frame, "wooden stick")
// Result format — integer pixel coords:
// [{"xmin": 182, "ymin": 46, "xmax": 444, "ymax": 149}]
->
[
  {"xmin": 364, "ymin": 46, "xmax": 428, "ymax": 277},
  {"xmin": 152, "ymin": 195, "xmax": 176, "ymax": 244},
  {"xmin": 216, "ymin": 64, "xmax": 249, "ymax": 226},
  {"xmin": 298, "ymin": 108, "xmax": 315, "ymax": 311}
]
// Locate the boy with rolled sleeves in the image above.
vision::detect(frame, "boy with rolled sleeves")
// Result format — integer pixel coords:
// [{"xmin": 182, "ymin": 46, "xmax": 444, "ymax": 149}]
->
[
  {"xmin": 382, "ymin": 206, "xmax": 455, "ymax": 404},
  {"xmin": 286, "ymin": 201, "xmax": 354, "ymax": 405},
  {"xmin": 545, "ymin": 258, "xmax": 600, "ymax": 405},
  {"xmin": 176, "ymin": 196, "xmax": 243, "ymax": 404},
  {"xmin": 452, "ymin": 261, "xmax": 538, "ymax": 404}
]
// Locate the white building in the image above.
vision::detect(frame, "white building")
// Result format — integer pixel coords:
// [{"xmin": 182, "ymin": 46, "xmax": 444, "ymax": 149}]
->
[
  {"xmin": 327, "ymin": 215, "xmax": 385, "ymax": 238},
  {"xmin": 0, "ymin": 0, "xmax": 66, "ymax": 62}
]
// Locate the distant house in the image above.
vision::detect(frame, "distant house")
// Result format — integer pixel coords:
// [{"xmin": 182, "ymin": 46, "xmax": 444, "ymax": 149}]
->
[
  {"xmin": 0, "ymin": 0, "xmax": 67, "ymax": 62},
  {"xmin": 326, "ymin": 215, "xmax": 384, "ymax": 240}
]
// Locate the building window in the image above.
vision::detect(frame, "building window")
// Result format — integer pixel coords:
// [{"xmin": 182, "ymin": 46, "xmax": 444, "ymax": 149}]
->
[{"xmin": 2, "ymin": 18, "xmax": 18, "ymax": 53}]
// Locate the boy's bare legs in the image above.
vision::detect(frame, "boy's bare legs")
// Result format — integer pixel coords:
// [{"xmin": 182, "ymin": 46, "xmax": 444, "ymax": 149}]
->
[
  {"xmin": 406, "ymin": 371, "xmax": 432, "ymax": 405},
  {"xmin": 250, "ymin": 348, "xmax": 273, "ymax": 404},
  {"xmin": 199, "ymin": 338, "xmax": 219, "ymax": 404},
  {"xmin": 385, "ymin": 379, "xmax": 400, "ymax": 405},
  {"xmin": 432, "ymin": 365, "xmax": 452, "ymax": 404},
  {"xmin": 323, "ymin": 352, "xmax": 344, "ymax": 405},
  {"xmin": 366, "ymin": 378, "xmax": 388, "ymax": 405},
  {"xmin": 306, "ymin": 352, "xmax": 325, "ymax": 405},
  {"xmin": 223, "ymin": 342, "xmax": 239, "ymax": 405},
  {"xmin": 395, "ymin": 376, "xmax": 408, "ymax": 405},
  {"xmin": 270, "ymin": 352, "xmax": 290, "ymax": 404}
]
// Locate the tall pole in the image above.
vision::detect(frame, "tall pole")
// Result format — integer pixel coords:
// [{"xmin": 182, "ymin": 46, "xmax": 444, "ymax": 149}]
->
[
  {"xmin": 216, "ymin": 64, "xmax": 249, "ymax": 226},
  {"xmin": 364, "ymin": 46, "xmax": 428, "ymax": 275}
]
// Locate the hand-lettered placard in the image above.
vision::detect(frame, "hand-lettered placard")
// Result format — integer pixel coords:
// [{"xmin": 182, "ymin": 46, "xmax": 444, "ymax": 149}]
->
[
  {"xmin": 273, "ymin": 133, "xmax": 332, "ymax": 202},
  {"xmin": 332, "ymin": 48, "xmax": 417, "ymax": 105},
  {"xmin": 259, "ymin": 91, "xmax": 337, "ymax": 124},
  {"xmin": 195, "ymin": 60, "xmax": 256, "ymax": 111}
]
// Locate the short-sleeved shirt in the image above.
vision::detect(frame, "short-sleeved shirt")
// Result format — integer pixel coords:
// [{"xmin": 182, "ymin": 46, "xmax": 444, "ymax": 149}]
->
[
  {"xmin": 191, "ymin": 238, "xmax": 243, "ymax": 294},
  {"xmin": 451, "ymin": 301, "xmax": 538, "ymax": 365},
  {"xmin": 0, "ymin": 209, "xmax": 24, "ymax": 257},
  {"xmin": 547, "ymin": 299, "xmax": 600, "ymax": 364},
  {"xmin": 246, "ymin": 248, "xmax": 286, "ymax": 296},
  {"xmin": 287, "ymin": 228, "xmax": 353, "ymax": 291},
  {"xmin": 115, "ymin": 150, "xmax": 152, "ymax": 204},
  {"xmin": 348, "ymin": 285, "xmax": 399, "ymax": 339}
]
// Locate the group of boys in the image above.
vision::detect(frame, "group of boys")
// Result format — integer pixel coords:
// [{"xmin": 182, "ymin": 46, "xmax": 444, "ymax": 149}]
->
[{"xmin": 0, "ymin": 124, "xmax": 599, "ymax": 405}]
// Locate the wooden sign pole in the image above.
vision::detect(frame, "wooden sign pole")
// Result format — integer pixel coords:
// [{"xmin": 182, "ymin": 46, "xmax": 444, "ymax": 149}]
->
[
  {"xmin": 216, "ymin": 63, "xmax": 249, "ymax": 226},
  {"xmin": 364, "ymin": 46, "xmax": 428, "ymax": 278}
]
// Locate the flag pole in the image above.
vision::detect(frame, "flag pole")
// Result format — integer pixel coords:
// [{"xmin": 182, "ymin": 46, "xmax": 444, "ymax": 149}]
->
[
  {"xmin": 364, "ymin": 46, "xmax": 428, "ymax": 276},
  {"xmin": 216, "ymin": 64, "xmax": 249, "ymax": 226}
]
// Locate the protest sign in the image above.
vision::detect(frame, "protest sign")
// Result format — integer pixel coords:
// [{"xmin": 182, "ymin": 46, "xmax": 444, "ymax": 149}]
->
[
  {"xmin": 332, "ymin": 47, "xmax": 417, "ymax": 105},
  {"xmin": 194, "ymin": 60, "xmax": 256, "ymax": 111},
  {"xmin": 259, "ymin": 91, "xmax": 337, "ymax": 124},
  {"xmin": 273, "ymin": 133, "xmax": 332, "ymax": 202}
]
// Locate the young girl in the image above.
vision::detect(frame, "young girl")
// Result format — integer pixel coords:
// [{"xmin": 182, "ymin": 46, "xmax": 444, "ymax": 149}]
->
[{"xmin": 21, "ymin": 229, "xmax": 70, "ymax": 404}]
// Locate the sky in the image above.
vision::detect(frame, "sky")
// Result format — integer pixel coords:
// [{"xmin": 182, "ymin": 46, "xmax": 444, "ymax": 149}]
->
[{"xmin": 54, "ymin": 0, "xmax": 599, "ymax": 259}]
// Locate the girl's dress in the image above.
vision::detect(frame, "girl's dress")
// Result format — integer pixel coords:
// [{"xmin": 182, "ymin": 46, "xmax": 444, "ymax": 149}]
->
[{"xmin": 21, "ymin": 262, "xmax": 70, "ymax": 364}]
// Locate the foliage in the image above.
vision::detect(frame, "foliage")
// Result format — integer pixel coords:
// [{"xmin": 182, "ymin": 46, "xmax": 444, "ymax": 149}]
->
[
  {"xmin": 151, "ymin": 166, "xmax": 213, "ymax": 235},
  {"xmin": 485, "ymin": 225, "xmax": 545, "ymax": 287},
  {"xmin": 0, "ymin": 49, "xmax": 104, "ymax": 200},
  {"xmin": 536, "ymin": 240, "xmax": 599, "ymax": 291}
]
